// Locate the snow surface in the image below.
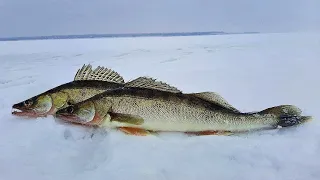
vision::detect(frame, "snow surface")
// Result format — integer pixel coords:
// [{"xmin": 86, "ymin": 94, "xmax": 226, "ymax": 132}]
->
[{"xmin": 0, "ymin": 32, "xmax": 320, "ymax": 180}]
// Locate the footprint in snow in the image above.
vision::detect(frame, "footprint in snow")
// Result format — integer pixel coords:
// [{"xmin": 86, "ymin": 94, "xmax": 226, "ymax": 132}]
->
[
  {"xmin": 0, "ymin": 76, "xmax": 36, "ymax": 89},
  {"xmin": 62, "ymin": 127, "xmax": 112, "ymax": 171},
  {"xmin": 113, "ymin": 53, "xmax": 130, "ymax": 58}
]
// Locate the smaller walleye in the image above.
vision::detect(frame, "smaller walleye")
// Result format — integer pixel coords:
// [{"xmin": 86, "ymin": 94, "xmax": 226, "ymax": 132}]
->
[
  {"xmin": 55, "ymin": 86, "xmax": 312, "ymax": 136},
  {"xmin": 12, "ymin": 64, "xmax": 183, "ymax": 118}
]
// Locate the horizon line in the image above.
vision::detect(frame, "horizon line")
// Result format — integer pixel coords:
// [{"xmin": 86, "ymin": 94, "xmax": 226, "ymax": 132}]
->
[{"xmin": 0, "ymin": 31, "xmax": 260, "ymax": 42}]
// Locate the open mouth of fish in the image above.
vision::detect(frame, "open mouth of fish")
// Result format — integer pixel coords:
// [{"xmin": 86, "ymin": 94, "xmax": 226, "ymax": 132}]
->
[
  {"xmin": 11, "ymin": 108, "xmax": 38, "ymax": 117},
  {"xmin": 11, "ymin": 106, "xmax": 47, "ymax": 118}
]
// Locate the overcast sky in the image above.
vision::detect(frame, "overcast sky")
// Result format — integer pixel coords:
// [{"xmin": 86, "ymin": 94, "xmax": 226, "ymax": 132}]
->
[{"xmin": 0, "ymin": 0, "xmax": 319, "ymax": 37}]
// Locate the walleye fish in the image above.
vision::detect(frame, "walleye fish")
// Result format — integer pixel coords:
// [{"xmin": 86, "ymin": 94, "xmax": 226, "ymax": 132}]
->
[
  {"xmin": 55, "ymin": 86, "xmax": 312, "ymax": 136},
  {"xmin": 12, "ymin": 64, "xmax": 183, "ymax": 118},
  {"xmin": 11, "ymin": 64, "xmax": 125, "ymax": 118}
]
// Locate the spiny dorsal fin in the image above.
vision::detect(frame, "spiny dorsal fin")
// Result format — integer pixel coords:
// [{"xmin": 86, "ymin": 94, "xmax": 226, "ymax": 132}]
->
[
  {"xmin": 124, "ymin": 76, "xmax": 182, "ymax": 93},
  {"xmin": 189, "ymin": 92, "xmax": 241, "ymax": 113},
  {"xmin": 74, "ymin": 64, "xmax": 93, "ymax": 81},
  {"xmin": 74, "ymin": 64, "xmax": 125, "ymax": 84}
]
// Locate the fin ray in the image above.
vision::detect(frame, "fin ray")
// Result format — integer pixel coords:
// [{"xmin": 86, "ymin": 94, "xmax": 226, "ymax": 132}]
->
[
  {"xmin": 189, "ymin": 92, "xmax": 240, "ymax": 113},
  {"xmin": 125, "ymin": 76, "xmax": 182, "ymax": 93},
  {"xmin": 74, "ymin": 64, "xmax": 92, "ymax": 81},
  {"xmin": 74, "ymin": 64, "xmax": 125, "ymax": 83},
  {"xmin": 258, "ymin": 105, "xmax": 312, "ymax": 127}
]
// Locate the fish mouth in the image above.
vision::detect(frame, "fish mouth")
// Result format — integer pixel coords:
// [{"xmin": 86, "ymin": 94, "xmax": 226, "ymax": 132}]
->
[
  {"xmin": 11, "ymin": 104, "xmax": 48, "ymax": 118},
  {"xmin": 11, "ymin": 104, "xmax": 37, "ymax": 117},
  {"xmin": 11, "ymin": 108, "xmax": 39, "ymax": 117}
]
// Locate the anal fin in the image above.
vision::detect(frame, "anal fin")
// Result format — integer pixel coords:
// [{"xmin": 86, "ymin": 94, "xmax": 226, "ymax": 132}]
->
[{"xmin": 118, "ymin": 127, "xmax": 152, "ymax": 136}]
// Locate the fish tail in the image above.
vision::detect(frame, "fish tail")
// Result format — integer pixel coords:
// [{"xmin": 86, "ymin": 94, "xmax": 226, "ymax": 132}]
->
[{"xmin": 258, "ymin": 105, "xmax": 312, "ymax": 127}]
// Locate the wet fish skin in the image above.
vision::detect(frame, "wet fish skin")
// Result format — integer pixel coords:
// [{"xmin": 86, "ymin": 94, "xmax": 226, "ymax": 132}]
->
[
  {"xmin": 12, "ymin": 80, "xmax": 123, "ymax": 118},
  {"xmin": 55, "ymin": 87, "xmax": 312, "ymax": 133}
]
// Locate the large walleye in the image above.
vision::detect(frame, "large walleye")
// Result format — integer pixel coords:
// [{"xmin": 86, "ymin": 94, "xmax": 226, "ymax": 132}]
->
[
  {"xmin": 55, "ymin": 86, "xmax": 312, "ymax": 136},
  {"xmin": 12, "ymin": 64, "xmax": 181, "ymax": 118},
  {"xmin": 11, "ymin": 64, "xmax": 126, "ymax": 118}
]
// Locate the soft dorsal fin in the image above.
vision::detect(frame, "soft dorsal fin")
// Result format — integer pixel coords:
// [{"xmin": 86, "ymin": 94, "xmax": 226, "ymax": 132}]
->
[
  {"xmin": 74, "ymin": 64, "xmax": 125, "ymax": 84},
  {"xmin": 124, "ymin": 76, "xmax": 182, "ymax": 93},
  {"xmin": 189, "ymin": 92, "xmax": 241, "ymax": 113}
]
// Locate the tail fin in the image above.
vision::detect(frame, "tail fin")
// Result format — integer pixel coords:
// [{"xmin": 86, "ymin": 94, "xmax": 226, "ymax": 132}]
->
[{"xmin": 258, "ymin": 105, "xmax": 312, "ymax": 127}]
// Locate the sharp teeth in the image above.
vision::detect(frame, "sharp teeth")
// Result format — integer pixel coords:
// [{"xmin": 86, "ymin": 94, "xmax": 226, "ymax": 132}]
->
[{"xmin": 12, "ymin": 108, "xmax": 22, "ymax": 113}]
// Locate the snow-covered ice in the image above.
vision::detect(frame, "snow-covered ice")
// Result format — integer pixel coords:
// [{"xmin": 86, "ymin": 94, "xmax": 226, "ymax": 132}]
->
[{"xmin": 0, "ymin": 32, "xmax": 320, "ymax": 180}]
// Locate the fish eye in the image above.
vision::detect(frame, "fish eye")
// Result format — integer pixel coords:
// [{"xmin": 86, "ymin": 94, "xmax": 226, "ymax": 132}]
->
[
  {"xmin": 66, "ymin": 106, "xmax": 74, "ymax": 113},
  {"xmin": 24, "ymin": 99, "xmax": 33, "ymax": 107}
]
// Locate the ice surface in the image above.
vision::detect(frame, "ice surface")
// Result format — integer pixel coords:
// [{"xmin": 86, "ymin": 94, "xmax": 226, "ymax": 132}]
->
[{"xmin": 0, "ymin": 32, "xmax": 319, "ymax": 180}]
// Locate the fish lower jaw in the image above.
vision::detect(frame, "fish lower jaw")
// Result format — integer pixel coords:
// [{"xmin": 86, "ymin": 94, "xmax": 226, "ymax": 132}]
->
[
  {"xmin": 11, "ymin": 108, "xmax": 43, "ymax": 118},
  {"xmin": 12, "ymin": 108, "xmax": 22, "ymax": 113}
]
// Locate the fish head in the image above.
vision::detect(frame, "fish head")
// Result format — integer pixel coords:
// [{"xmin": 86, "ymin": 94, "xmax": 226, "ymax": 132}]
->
[
  {"xmin": 55, "ymin": 101, "xmax": 96, "ymax": 125},
  {"xmin": 12, "ymin": 91, "xmax": 70, "ymax": 118},
  {"xmin": 12, "ymin": 94, "xmax": 54, "ymax": 118}
]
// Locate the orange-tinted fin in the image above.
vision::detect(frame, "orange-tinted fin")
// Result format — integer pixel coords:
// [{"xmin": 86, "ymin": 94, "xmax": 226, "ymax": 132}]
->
[
  {"xmin": 185, "ymin": 130, "xmax": 233, "ymax": 136},
  {"xmin": 118, "ymin": 127, "xmax": 152, "ymax": 136}
]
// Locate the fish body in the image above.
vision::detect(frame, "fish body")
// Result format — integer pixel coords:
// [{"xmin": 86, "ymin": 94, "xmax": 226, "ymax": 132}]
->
[
  {"xmin": 12, "ymin": 80, "xmax": 123, "ymax": 117},
  {"xmin": 12, "ymin": 64, "xmax": 126, "ymax": 118},
  {"xmin": 56, "ymin": 87, "xmax": 312, "ymax": 134}
]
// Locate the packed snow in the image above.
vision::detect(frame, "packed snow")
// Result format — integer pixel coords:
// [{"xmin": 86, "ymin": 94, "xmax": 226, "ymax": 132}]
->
[{"xmin": 0, "ymin": 32, "xmax": 319, "ymax": 180}]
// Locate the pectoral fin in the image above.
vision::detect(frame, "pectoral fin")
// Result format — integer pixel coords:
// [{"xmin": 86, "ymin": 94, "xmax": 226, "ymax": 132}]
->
[{"xmin": 109, "ymin": 112, "xmax": 144, "ymax": 125}]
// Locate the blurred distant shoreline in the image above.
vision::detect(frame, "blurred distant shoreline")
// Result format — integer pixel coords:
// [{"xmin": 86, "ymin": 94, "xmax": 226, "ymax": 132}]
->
[{"xmin": 0, "ymin": 31, "xmax": 259, "ymax": 42}]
